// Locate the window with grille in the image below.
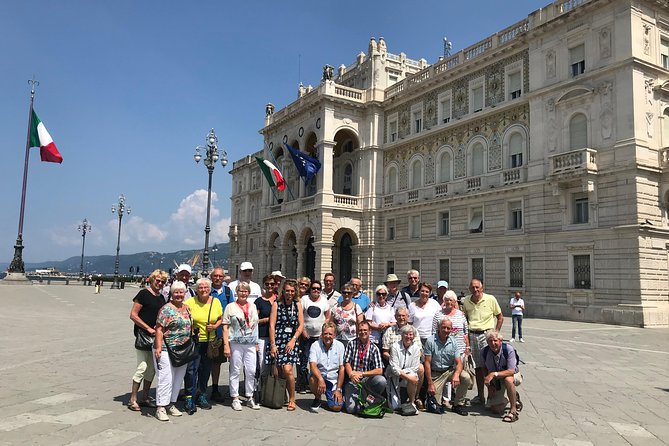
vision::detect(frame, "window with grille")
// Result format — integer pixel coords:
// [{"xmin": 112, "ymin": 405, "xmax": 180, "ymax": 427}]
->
[
  {"xmin": 387, "ymin": 260, "xmax": 395, "ymax": 275},
  {"xmin": 509, "ymin": 257, "xmax": 523, "ymax": 287},
  {"xmin": 472, "ymin": 258, "xmax": 484, "ymax": 282},
  {"xmin": 573, "ymin": 254, "xmax": 591, "ymax": 288}
]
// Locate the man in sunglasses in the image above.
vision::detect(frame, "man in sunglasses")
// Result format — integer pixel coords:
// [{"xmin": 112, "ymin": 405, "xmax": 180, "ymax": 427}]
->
[
  {"xmin": 229, "ymin": 262, "xmax": 262, "ymax": 304},
  {"xmin": 338, "ymin": 276, "xmax": 370, "ymax": 312},
  {"xmin": 402, "ymin": 270, "xmax": 435, "ymax": 303},
  {"xmin": 321, "ymin": 273, "xmax": 341, "ymax": 309}
]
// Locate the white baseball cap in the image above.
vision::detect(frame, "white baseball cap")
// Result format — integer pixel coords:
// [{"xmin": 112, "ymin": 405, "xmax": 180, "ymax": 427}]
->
[{"xmin": 240, "ymin": 262, "xmax": 254, "ymax": 271}]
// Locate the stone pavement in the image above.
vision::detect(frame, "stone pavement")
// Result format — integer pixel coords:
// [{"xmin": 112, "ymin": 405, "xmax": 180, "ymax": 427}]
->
[{"xmin": 1, "ymin": 283, "xmax": 668, "ymax": 446}]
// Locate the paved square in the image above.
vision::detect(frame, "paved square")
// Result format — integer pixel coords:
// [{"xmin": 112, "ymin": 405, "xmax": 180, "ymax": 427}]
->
[{"xmin": 1, "ymin": 283, "xmax": 668, "ymax": 445}]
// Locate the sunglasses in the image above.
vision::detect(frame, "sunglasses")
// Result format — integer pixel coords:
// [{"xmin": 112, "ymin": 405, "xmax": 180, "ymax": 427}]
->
[
  {"xmin": 264, "ymin": 282, "xmax": 275, "ymax": 286},
  {"xmin": 155, "ymin": 279, "xmax": 166, "ymax": 284},
  {"xmin": 376, "ymin": 292, "xmax": 387, "ymax": 296},
  {"xmin": 311, "ymin": 287, "xmax": 321, "ymax": 291},
  {"xmin": 342, "ymin": 291, "xmax": 352, "ymax": 295}
]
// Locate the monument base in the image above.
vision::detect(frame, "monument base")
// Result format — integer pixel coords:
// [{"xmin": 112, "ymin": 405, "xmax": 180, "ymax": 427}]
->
[{"xmin": 0, "ymin": 272, "xmax": 33, "ymax": 285}]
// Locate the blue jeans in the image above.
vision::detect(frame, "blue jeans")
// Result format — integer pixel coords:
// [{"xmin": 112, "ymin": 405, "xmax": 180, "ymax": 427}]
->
[
  {"xmin": 512, "ymin": 314, "xmax": 523, "ymax": 339},
  {"xmin": 183, "ymin": 343, "xmax": 211, "ymax": 397}
]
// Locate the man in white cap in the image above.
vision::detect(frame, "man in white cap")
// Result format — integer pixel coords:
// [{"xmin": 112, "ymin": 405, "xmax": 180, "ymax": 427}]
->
[
  {"xmin": 271, "ymin": 270, "xmax": 285, "ymax": 294},
  {"xmin": 436, "ymin": 280, "xmax": 449, "ymax": 306},
  {"xmin": 229, "ymin": 262, "xmax": 262, "ymax": 304},
  {"xmin": 175, "ymin": 264, "xmax": 196, "ymax": 297}
]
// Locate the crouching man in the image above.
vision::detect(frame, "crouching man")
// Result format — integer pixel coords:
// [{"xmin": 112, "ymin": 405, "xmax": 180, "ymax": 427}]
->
[
  {"xmin": 424, "ymin": 318, "xmax": 472, "ymax": 416},
  {"xmin": 308, "ymin": 322, "xmax": 345, "ymax": 412},
  {"xmin": 343, "ymin": 320, "xmax": 386, "ymax": 414},
  {"xmin": 482, "ymin": 330, "xmax": 522, "ymax": 423}
]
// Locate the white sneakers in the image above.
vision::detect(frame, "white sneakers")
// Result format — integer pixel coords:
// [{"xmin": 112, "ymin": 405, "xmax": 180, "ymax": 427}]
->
[
  {"xmin": 519, "ymin": 338, "xmax": 525, "ymax": 343},
  {"xmin": 510, "ymin": 338, "xmax": 515, "ymax": 343},
  {"xmin": 231, "ymin": 399, "xmax": 243, "ymax": 411},
  {"xmin": 168, "ymin": 405, "xmax": 182, "ymax": 417},
  {"xmin": 246, "ymin": 398, "xmax": 260, "ymax": 410},
  {"xmin": 155, "ymin": 407, "xmax": 169, "ymax": 422}
]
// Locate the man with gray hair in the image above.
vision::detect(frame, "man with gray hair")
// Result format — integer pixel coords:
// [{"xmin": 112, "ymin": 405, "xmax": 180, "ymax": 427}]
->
[
  {"xmin": 481, "ymin": 330, "xmax": 522, "ymax": 422},
  {"xmin": 424, "ymin": 318, "xmax": 472, "ymax": 416}
]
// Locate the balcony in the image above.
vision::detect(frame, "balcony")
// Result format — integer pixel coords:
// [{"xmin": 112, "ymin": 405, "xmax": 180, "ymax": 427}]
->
[
  {"xmin": 548, "ymin": 148, "xmax": 598, "ymax": 178},
  {"xmin": 502, "ymin": 166, "xmax": 527, "ymax": 185}
]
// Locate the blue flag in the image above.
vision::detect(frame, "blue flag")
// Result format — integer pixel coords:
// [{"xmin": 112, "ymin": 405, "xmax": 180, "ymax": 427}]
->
[{"xmin": 285, "ymin": 143, "xmax": 321, "ymax": 185}]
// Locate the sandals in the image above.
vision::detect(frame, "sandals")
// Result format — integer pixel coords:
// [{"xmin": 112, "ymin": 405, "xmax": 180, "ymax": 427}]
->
[
  {"xmin": 139, "ymin": 398, "xmax": 157, "ymax": 408},
  {"xmin": 127, "ymin": 401, "xmax": 141, "ymax": 411},
  {"xmin": 502, "ymin": 411, "xmax": 519, "ymax": 423},
  {"xmin": 287, "ymin": 401, "xmax": 296, "ymax": 411}
]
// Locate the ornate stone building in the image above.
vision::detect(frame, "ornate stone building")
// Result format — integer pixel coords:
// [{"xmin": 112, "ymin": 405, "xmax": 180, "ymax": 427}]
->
[{"xmin": 229, "ymin": 0, "xmax": 669, "ymax": 326}]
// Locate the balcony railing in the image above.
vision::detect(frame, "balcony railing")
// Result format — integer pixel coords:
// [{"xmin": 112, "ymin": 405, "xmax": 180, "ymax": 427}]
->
[
  {"xmin": 435, "ymin": 184, "xmax": 448, "ymax": 197},
  {"xmin": 467, "ymin": 176, "xmax": 482, "ymax": 191},
  {"xmin": 333, "ymin": 194, "xmax": 359, "ymax": 208},
  {"xmin": 383, "ymin": 195, "xmax": 394, "ymax": 207},
  {"xmin": 549, "ymin": 148, "xmax": 597, "ymax": 176},
  {"xmin": 502, "ymin": 166, "xmax": 527, "ymax": 185},
  {"xmin": 408, "ymin": 190, "xmax": 419, "ymax": 202}
]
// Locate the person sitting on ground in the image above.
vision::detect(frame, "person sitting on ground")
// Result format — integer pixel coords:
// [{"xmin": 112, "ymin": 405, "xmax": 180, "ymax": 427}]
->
[
  {"xmin": 482, "ymin": 330, "xmax": 522, "ymax": 423},
  {"xmin": 308, "ymin": 321, "xmax": 345, "ymax": 412},
  {"xmin": 423, "ymin": 318, "xmax": 472, "ymax": 416},
  {"xmin": 386, "ymin": 325, "xmax": 422, "ymax": 412},
  {"xmin": 343, "ymin": 320, "xmax": 387, "ymax": 414}
]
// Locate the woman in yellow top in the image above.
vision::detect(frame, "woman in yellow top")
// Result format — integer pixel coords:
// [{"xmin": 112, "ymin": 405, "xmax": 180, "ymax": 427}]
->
[{"xmin": 184, "ymin": 277, "xmax": 222, "ymax": 412}]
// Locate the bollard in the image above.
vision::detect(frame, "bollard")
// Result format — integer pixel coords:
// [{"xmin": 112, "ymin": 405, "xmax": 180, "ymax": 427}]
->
[
  {"xmin": 120, "ymin": 281, "xmax": 125, "ymax": 289},
  {"xmin": 65, "ymin": 279, "xmax": 69, "ymax": 285},
  {"xmin": 47, "ymin": 279, "xmax": 51, "ymax": 285}
]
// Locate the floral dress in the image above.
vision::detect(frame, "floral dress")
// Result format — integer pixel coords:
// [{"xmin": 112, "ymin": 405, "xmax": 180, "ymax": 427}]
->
[
  {"xmin": 156, "ymin": 304, "xmax": 192, "ymax": 348},
  {"xmin": 332, "ymin": 302, "xmax": 362, "ymax": 342},
  {"xmin": 271, "ymin": 300, "xmax": 301, "ymax": 366}
]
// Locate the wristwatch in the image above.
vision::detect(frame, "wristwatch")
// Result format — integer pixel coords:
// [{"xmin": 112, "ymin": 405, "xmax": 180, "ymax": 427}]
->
[
  {"xmin": 494, "ymin": 371, "xmax": 499, "ymax": 378},
  {"xmin": 336, "ymin": 388, "xmax": 342, "ymax": 393}
]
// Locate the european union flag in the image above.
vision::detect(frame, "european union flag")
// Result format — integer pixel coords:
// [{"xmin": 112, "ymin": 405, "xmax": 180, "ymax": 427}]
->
[{"xmin": 285, "ymin": 143, "xmax": 321, "ymax": 185}]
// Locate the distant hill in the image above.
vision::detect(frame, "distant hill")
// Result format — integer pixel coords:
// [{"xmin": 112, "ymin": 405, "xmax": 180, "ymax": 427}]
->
[{"xmin": 0, "ymin": 243, "xmax": 229, "ymax": 276}]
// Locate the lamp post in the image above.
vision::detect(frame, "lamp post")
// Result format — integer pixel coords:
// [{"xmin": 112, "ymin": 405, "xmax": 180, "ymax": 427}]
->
[
  {"xmin": 194, "ymin": 129, "xmax": 227, "ymax": 277},
  {"xmin": 77, "ymin": 218, "xmax": 92, "ymax": 279},
  {"xmin": 212, "ymin": 243, "xmax": 218, "ymax": 267},
  {"xmin": 111, "ymin": 194, "xmax": 130, "ymax": 288}
]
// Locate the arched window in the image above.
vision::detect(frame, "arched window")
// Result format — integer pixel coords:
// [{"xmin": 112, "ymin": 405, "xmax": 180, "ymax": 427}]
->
[
  {"xmin": 663, "ymin": 109, "xmax": 669, "ymax": 148},
  {"xmin": 569, "ymin": 113, "xmax": 588, "ymax": 150},
  {"xmin": 411, "ymin": 160, "xmax": 422, "ymax": 189},
  {"xmin": 343, "ymin": 163, "xmax": 353, "ymax": 195},
  {"xmin": 439, "ymin": 152, "xmax": 451, "ymax": 182},
  {"xmin": 471, "ymin": 142, "xmax": 484, "ymax": 175},
  {"xmin": 509, "ymin": 133, "xmax": 524, "ymax": 168},
  {"xmin": 387, "ymin": 166, "xmax": 397, "ymax": 194}
]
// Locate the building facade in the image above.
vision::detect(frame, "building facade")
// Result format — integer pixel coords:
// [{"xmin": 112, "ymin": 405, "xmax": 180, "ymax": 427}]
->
[{"xmin": 229, "ymin": 0, "xmax": 669, "ymax": 327}]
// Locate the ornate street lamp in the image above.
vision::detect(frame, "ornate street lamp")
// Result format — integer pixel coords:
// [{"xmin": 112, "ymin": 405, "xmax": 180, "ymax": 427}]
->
[
  {"xmin": 77, "ymin": 218, "xmax": 92, "ymax": 279},
  {"xmin": 212, "ymin": 243, "xmax": 219, "ymax": 267},
  {"xmin": 111, "ymin": 194, "xmax": 130, "ymax": 288},
  {"xmin": 194, "ymin": 129, "xmax": 227, "ymax": 277}
]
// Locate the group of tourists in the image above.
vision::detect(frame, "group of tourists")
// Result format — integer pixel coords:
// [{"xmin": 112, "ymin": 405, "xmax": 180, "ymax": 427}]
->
[{"xmin": 129, "ymin": 263, "xmax": 525, "ymax": 423}]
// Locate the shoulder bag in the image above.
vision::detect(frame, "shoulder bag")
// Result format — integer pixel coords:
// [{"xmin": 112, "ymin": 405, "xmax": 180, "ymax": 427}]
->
[
  {"xmin": 206, "ymin": 298, "xmax": 223, "ymax": 359},
  {"xmin": 261, "ymin": 360, "xmax": 287, "ymax": 409},
  {"xmin": 165, "ymin": 308, "xmax": 199, "ymax": 367},
  {"xmin": 135, "ymin": 328, "xmax": 154, "ymax": 351}
]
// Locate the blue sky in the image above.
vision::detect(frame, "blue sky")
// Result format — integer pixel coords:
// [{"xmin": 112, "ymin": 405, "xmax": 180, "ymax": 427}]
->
[{"xmin": 0, "ymin": 0, "xmax": 549, "ymax": 263}]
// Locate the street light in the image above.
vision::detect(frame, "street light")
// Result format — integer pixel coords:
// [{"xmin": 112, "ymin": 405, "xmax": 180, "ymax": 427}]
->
[
  {"xmin": 77, "ymin": 218, "xmax": 92, "ymax": 279},
  {"xmin": 212, "ymin": 243, "xmax": 219, "ymax": 267},
  {"xmin": 111, "ymin": 194, "xmax": 130, "ymax": 288},
  {"xmin": 194, "ymin": 129, "xmax": 227, "ymax": 277}
]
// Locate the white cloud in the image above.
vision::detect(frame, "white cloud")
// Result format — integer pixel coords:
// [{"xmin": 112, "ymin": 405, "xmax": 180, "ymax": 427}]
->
[
  {"xmin": 123, "ymin": 216, "xmax": 168, "ymax": 243},
  {"xmin": 170, "ymin": 189, "xmax": 229, "ymax": 246},
  {"xmin": 171, "ymin": 189, "xmax": 219, "ymax": 225}
]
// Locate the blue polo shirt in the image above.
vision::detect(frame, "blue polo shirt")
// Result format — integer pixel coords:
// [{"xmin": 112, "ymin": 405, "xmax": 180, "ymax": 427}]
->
[
  {"xmin": 338, "ymin": 292, "xmax": 371, "ymax": 312},
  {"xmin": 424, "ymin": 334, "xmax": 461, "ymax": 372},
  {"xmin": 212, "ymin": 285, "xmax": 234, "ymax": 338}
]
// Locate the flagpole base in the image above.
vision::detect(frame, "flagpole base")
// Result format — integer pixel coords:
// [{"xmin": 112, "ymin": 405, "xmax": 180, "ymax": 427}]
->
[{"xmin": 7, "ymin": 234, "xmax": 26, "ymax": 274}]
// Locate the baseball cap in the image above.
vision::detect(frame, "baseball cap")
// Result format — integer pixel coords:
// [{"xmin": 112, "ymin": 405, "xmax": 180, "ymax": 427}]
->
[
  {"xmin": 271, "ymin": 270, "xmax": 285, "ymax": 278},
  {"xmin": 240, "ymin": 261, "xmax": 254, "ymax": 271},
  {"xmin": 437, "ymin": 280, "xmax": 449, "ymax": 288},
  {"xmin": 176, "ymin": 264, "xmax": 192, "ymax": 274}
]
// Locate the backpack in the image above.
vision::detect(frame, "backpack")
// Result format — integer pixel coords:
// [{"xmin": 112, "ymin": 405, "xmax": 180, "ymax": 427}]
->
[
  {"xmin": 357, "ymin": 381, "xmax": 387, "ymax": 418},
  {"xmin": 482, "ymin": 343, "xmax": 521, "ymax": 370}
]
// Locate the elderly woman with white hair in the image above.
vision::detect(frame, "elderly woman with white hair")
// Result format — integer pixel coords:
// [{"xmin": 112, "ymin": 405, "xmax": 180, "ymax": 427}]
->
[
  {"xmin": 365, "ymin": 284, "xmax": 396, "ymax": 345},
  {"xmin": 184, "ymin": 277, "xmax": 222, "ymax": 413},
  {"xmin": 153, "ymin": 281, "xmax": 192, "ymax": 421},
  {"xmin": 431, "ymin": 290, "xmax": 470, "ymax": 355},
  {"xmin": 386, "ymin": 324, "xmax": 422, "ymax": 411}
]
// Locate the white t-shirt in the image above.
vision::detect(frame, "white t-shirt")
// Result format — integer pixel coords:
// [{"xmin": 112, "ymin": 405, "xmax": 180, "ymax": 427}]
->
[
  {"xmin": 365, "ymin": 304, "xmax": 396, "ymax": 344},
  {"xmin": 510, "ymin": 297, "xmax": 525, "ymax": 316},
  {"xmin": 409, "ymin": 299, "xmax": 442, "ymax": 338},
  {"xmin": 301, "ymin": 295, "xmax": 329, "ymax": 338}
]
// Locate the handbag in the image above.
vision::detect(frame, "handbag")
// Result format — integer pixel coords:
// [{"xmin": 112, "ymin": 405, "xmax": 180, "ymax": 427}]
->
[
  {"xmin": 165, "ymin": 309, "xmax": 199, "ymax": 367},
  {"xmin": 261, "ymin": 364, "xmax": 286, "ymax": 409},
  {"xmin": 464, "ymin": 353, "xmax": 476, "ymax": 390},
  {"xmin": 134, "ymin": 328, "xmax": 153, "ymax": 351},
  {"xmin": 425, "ymin": 394, "xmax": 444, "ymax": 414},
  {"xmin": 204, "ymin": 298, "xmax": 222, "ymax": 359}
]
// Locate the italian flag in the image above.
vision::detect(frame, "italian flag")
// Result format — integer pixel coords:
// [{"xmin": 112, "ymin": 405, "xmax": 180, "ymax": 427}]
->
[
  {"xmin": 30, "ymin": 110, "xmax": 63, "ymax": 163},
  {"xmin": 255, "ymin": 156, "xmax": 285, "ymax": 191}
]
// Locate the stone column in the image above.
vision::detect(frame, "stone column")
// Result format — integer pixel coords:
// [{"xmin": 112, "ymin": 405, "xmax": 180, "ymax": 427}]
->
[
  {"xmin": 314, "ymin": 240, "xmax": 333, "ymax": 283},
  {"xmin": 319, "ymin": 140, "xmax": 335, "ymax": 195},
  {"xmin": 296, "ymin": 244, "xmax": 305, "ymax": 278}
]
